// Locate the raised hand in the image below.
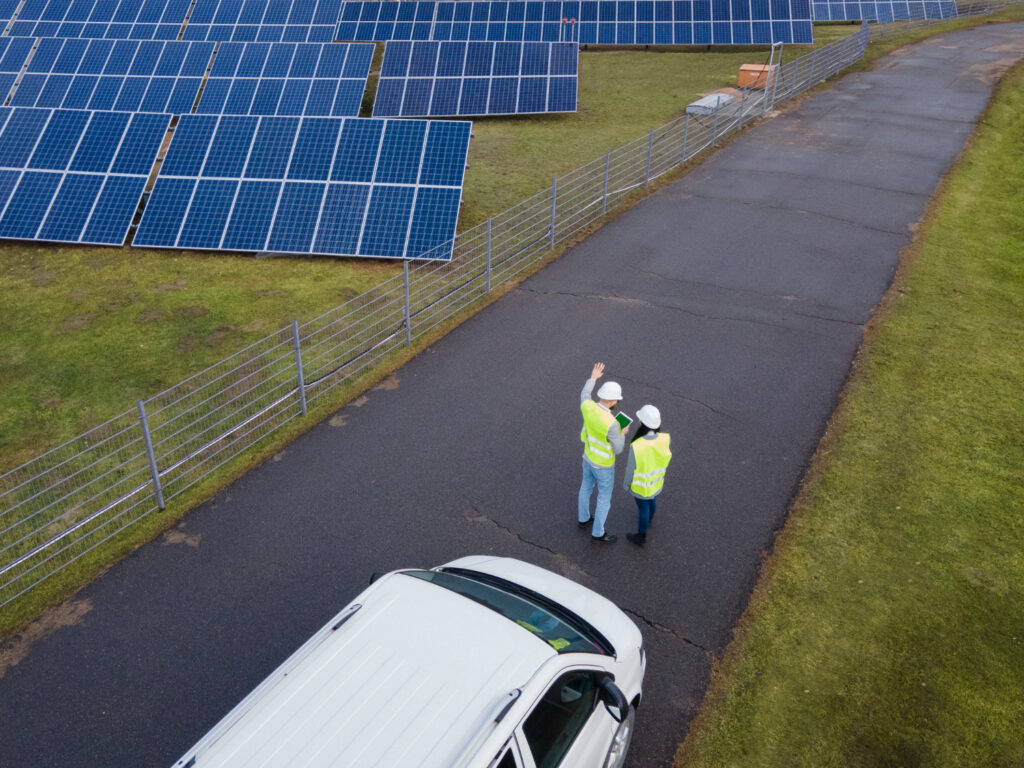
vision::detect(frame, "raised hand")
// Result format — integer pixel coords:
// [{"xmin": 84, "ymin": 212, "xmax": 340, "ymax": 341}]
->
[{"xmin": 591, "ymin": 362, "xmax": 605, "ymax": 380}]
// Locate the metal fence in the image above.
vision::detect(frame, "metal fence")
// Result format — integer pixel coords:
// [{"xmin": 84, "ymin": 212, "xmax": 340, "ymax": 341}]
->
[
  {"xmin": 0, "ymin": 14, "xmax": 975, "ymax": 611},
  {"xmin": 870, "ymin": 0, "xmax": 1023, "ymax": 37}
]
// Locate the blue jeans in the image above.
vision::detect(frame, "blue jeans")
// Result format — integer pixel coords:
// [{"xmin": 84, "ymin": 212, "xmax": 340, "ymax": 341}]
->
[
  {"xmin": 635, "ymin": 496, "xmax": 657, "ymax": 534},
  {"xmin": 578, "ymin": 458, "xmax": 614, "ymax": 537}
]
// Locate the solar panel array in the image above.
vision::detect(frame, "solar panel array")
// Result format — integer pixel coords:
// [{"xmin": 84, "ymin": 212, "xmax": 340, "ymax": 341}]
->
[
  {"xmin": 336, "ymin": 0, "xmax": 814, "ymax": 45},
  {"xmin": 135, "ymin": 115, "xmax": 471, "ymax": 259},
  {"xmin": 374, "ymin": 40, "xmax": 577, "ymax": 117},
  {"xmin": 182, "ymin": 0, "xmax": 344, "ymax": 41},
  {"xmin": 195, "ymin": 41, "xmax": 373, "ymax": 116},
  {"xmin": 811, "ymin": 0, "xmax": 955, "ymax": 21},
  {"xmin": 8, "ymin": 0, "xmax": 192, "ymax": 40},
  {"xmin": 5, "ymin": 39, "xmax": 215, "ymax": 113},
  {"xmin": 0, "ymin": 107, "xmax": 170, "ymax": 244}
]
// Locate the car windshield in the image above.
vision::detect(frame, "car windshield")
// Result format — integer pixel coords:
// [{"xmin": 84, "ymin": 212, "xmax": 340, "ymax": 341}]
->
[{"xmin": 402, "ymin": 569, "xmax": 611, "ymax": 655}]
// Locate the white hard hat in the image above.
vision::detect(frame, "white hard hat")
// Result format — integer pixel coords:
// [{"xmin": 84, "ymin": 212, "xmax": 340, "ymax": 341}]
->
[
  {"xmin": 596, "ymin": 381, "xmax": 623, "ymax": 401},
  {"xmin": 636, "ymin": 404, "xmax": 661, "ymax": 429}
]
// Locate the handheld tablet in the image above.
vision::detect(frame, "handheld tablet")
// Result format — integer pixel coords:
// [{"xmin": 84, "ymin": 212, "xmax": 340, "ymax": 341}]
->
[{"xmin": 614, "ymin": 412, "xmax": 633, "ymax": 430}]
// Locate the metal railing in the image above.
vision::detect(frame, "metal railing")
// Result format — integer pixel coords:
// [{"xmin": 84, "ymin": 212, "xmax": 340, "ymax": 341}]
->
[{"xmin": 0, "ymin": 16, "xmax": 967, "ymax": 612}]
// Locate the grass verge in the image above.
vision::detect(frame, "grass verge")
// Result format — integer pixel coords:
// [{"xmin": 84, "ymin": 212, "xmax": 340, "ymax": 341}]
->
[{"xmin": 676, "ymin": 58, "xmax": 1024, "ymax": 768}]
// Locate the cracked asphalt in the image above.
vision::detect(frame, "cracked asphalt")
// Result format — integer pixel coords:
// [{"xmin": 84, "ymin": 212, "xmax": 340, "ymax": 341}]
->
[{"xmin": 3, "ymin": 23, "xmax": 1024, "ymax": 768}]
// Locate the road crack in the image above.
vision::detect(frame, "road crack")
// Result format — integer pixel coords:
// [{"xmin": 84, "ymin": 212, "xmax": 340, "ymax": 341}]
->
[
  {"xmin": 518, "ymin": 286, "xmax": 813, "ymax": 333},
  {"xmin": 679, "ymin": 189, "xmax": 911, "ymax": 237},
  {"xmin": 621, "ymin": 607, "xmax": 716, "ymax": 661},
  {"xmin": 610, "ymin": 374, "xmax": 742, "ymax": 423},
  {"xmin": 465, "ymin": 504, "xmax": 592, "ymax": 580}
]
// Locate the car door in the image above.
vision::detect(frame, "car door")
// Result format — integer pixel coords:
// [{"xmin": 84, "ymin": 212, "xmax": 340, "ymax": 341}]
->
[{"xmin": 514, "ymin": 669, "xmax": 619, "ymax": 768}]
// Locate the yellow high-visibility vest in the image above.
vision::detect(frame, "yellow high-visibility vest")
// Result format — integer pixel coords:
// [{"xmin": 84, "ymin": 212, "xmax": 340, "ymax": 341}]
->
[
  {"xmin": 580, "ymin": 400, "xmax": 616, "ymax": 467},
  {"xmin": 629, "ymin": 433, "xmax": 672, "ymax": 497}
]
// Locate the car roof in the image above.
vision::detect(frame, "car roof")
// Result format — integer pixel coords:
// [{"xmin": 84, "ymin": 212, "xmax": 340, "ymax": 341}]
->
[{"xmin": 177, "ymin": 571, "xmax": 555, "ymax": 768}]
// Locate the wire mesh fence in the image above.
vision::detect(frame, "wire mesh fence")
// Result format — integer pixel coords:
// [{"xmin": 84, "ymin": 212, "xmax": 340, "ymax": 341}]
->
[
  {"xmin": 0, "ymin": 13, "xmax": 974, "ymax": 611},
  {"xmin": 871, "ymin": 0, "xmax": 1023, "ymax": 37}
]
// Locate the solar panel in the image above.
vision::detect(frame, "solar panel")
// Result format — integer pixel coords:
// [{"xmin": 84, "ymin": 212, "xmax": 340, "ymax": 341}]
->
[
  {"xmin": 374, "ymin": 40, "xmax": 577, "ymax": 117},
  {"xmin": 0, "ymin": 0, "xmax": 20, "ymax": 25},
  {"xmin": 0, "ymin": 107, "xmax": 170, "ymax": 245},
  {"xmin": 0, "ymin": 38, "xmax": 38, "ymax": 104},
  {"xmin": 135, "ymin": 114, "xmax": 471, "ymax": 259},
  {"xmin": 4, "ymin": 39, "xmax": 215, "ymax": 114},
  {"xmin": 7, "ymin": 0, "xmax": 192, "ymax": 39},
  {"xmin": 811, "ymin": 0, "xmax": 956, "ymax": 21},
  {"xmin": 194, "ymin": 41, "xmax": 373, "ymax": 116},
  {"xmin": 182, "ymin": 0, "xmax": 344, "ymax": 42},
  {"xmin": 336, "ymin": 0, "xmax": 813, "ymax": 45}
]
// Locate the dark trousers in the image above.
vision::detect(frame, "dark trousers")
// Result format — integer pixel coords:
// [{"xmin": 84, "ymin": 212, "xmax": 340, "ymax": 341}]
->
[{"xmin": 635, "ymin": 496, "xmax": 657, "ymax": 534}]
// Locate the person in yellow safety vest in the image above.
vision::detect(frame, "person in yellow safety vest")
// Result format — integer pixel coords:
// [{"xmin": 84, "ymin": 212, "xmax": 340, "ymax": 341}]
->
[
  {"xmin": 578, "ymin": 362, "xmax": 628, "ymax": 543},
  {"xmin": 622, "ymin": 404, "xmax": 672, "ymax": 547}
]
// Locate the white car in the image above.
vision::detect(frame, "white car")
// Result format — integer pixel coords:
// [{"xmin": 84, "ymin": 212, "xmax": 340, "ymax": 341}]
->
[{"xmin": 174, "ymin": 556, "xmax": 646, "ymax": 768}]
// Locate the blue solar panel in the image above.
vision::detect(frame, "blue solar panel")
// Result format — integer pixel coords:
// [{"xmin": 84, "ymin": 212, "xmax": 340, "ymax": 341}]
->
[
  {"xmin": 182, "ymin": 0, "xmax": 343, "ymax": 42},
  {"xmin": 0, "ymin": 107, "xmax": 170, "ymax": 245},
  {"xmin": 0, "ymin": 0, "xmax": 20, "ymax": 23},
  {"xmin": 194, "ymin": 42, "xmax": 373, "ymax": 116},
  {"xmin": 336, "ymin": 0, "xmax": 813, "ymax": 45},
  {"xmin": 0, "ymin": 38, "xmax": 38, "ymax": 102},
  {"xmin": 811, "ymin": 0, "xmax": 956, "ymax": 21},
  {"xmin": 135, "ymin": 114, "xmax": 471, "ymax": 259},
  {"xmin": 7, "ymin": 0, "xmax": 192, "ymax": 39},
  {"xmin": 4, "ymin": 39, "xmax": 215, "ymax": 113},
  {"xmin": 374, "ymin": 40, "xmax": 577, "ymax": 117}
]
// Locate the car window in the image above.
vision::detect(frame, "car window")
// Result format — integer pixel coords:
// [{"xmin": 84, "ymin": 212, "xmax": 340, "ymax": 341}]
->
[
  {"xmin": 401, "ymin": 570, "xmax": 605, "ymax": 654},
  {"xmin": 496, "ymin": 748, "xmax": 517, "ymax": 768},
  {"xmin": 521, "ymin": 671, "xmax": 599, "ymax": 768}
]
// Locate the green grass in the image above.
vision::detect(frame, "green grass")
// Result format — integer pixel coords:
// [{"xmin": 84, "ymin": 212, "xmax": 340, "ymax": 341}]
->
[{"xmin": 677, "ymin": 59, "xmax": 1024, "ymax": 768}]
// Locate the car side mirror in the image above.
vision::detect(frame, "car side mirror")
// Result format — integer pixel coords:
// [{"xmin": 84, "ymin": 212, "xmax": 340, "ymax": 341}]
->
[{"xmin": 599, "ymin": 677, "xmax": 628, "ymax": 723}]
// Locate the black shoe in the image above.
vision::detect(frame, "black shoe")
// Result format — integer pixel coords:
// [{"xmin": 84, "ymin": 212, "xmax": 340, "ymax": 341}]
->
[
  {"xmin": 626, "ymin": 532, "xmax": 646, "ymax": 546},
  {"xmin": 591, "ymin": 532, "xmax": 617, "ymax": 543},
  {"xmin": 577, "ymin": 518, "xmax": 592, "ymax": 529}
]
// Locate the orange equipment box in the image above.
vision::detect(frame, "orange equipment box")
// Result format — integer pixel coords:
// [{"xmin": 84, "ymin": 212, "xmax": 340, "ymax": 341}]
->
[{"xmin": 738, "ymin": 64, "xmax": 777, "ymax": 89}]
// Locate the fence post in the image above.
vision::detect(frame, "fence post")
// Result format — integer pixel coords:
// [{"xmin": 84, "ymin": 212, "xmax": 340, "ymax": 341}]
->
[
  {"xmin": 403, "ymin": 260, "xmax": 412, "ymax": 346},
  {"xmin": 601, "ymin": 152, "xmax": 610, "ymax": 215},
  {"xmin": 770, "ymin": 43, "xmax": 783, "ymax": 108},
  {"xmin": 738, "ymin": 87, "xmax": 747, "ymax": 125},
  {"xmin": 136, "ymin": 400, "xmax": 164, "ymax": 510},
  {"xmin": 485, "ymin": 217, "xmax": 492, "ymax": 293},
  {"xmin": 680, "ymin": 113, "xmax": 690, "ymax": 162},
  {"xmin": 644, "ymin": 129, "xmax": 653, "ymax": 186},
  {"xmin": 711, "ymin": 106, "xmax": 719, "ymax": 146},
  {"xmin": 549, "ymin": 176, "xmax": 557, "ymax": 249},
  {"xmin": 291, "ymin": 320, "xmax": 307, "ymax": 416}
]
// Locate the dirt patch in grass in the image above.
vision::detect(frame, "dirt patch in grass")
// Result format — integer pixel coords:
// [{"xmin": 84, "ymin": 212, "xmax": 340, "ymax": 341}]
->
[
  {"xmin": 176, "ymin": 304, "xmax": 207, "ymax": 320},
  {"xmin": 204, "ymin": 326, "xmax": 235, "ymax": 347},
  {"xmin": 32, "ymin": 269, "xmax": 55, "ymax": 287},
  {"xmin": 135, "ymin": 307, "xmax": 166, "ymax": 324},
  {"xmin": 61, "ymin": 314, "xmax": 97, "ymax": 332},
  {"xmin": 176, "ymin": 332, "xmax": 198, "ymax": 355},
  {"xmin": 153, "ymin": 279, "xmax": 187, "ymax": 292}
]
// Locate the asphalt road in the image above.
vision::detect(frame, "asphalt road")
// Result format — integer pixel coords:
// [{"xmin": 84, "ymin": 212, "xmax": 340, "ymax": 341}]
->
[{"xmin": 2, "ymin": 23, "xmax": 1023, "ymax": 768}]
